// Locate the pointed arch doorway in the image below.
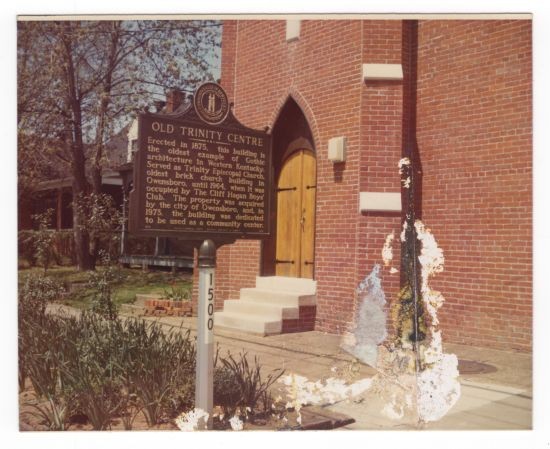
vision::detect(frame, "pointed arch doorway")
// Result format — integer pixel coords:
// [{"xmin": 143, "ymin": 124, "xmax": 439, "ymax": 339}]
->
[
  {"xmin": 261, "ymin": 97, "xmax": 317, "ymax": 280},
  {"xmin": 275, "ymin": 148, "xmax": 316, "ymax": 278}
]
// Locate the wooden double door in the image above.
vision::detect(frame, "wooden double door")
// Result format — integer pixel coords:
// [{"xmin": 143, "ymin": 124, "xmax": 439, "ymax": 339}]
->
[{"xmin": 275, "ymin": 149, "xmax": 316, "ymax": 279}]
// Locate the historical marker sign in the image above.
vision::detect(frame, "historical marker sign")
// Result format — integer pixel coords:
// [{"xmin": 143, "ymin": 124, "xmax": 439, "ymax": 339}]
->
[{"xmin": 129, "ymin": 83, "xmax": 272, "ymax": 240}]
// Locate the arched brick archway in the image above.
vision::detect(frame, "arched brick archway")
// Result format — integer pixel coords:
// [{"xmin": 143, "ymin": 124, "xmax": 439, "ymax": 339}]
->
[
  {"xmin": 268, "ymin": 89, "xmax": 321, "ymax": 153},
  {"xmin": 261, "ymin": 96, "xmax": 317, "ymax": 278}
]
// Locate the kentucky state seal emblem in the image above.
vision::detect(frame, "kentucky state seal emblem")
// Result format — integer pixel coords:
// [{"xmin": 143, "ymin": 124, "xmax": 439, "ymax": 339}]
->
[{"xmin": 193, "ymin": 82, "xmax": 230, "ymax": 125}]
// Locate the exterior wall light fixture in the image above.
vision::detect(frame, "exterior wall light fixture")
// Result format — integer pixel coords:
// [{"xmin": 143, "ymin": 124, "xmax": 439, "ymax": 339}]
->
[{"xmin": 328, "ymin": 136, "xmax": 347, "ymax": 163}]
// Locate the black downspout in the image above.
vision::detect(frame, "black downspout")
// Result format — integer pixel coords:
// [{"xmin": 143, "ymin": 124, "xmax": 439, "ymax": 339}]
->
[{"xmin": 400, "ymin": 20, "xmax": 425, "ymax": 347}]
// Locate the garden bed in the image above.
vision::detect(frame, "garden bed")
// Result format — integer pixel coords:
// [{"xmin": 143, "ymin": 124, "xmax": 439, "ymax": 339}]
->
[
  {"xmin": 19, "ymin": 379, "xmax": 179, "ymax": 431},
  {"xmin": 18, "ymin": 279, "xmax": 285, "ymax": 431},
  {"xmin": 19, "ymin": 379, "xmax": 288, "ymax": 431},
  {"xmin": 18, "ymin": 265, "xmax": 193, "ymax": 311}
]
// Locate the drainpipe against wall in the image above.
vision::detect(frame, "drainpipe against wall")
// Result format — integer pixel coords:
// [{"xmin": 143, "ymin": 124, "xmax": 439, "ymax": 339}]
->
[{"xmin": 399, "ymin": 20, "xmax": 426, "ymax": 353}]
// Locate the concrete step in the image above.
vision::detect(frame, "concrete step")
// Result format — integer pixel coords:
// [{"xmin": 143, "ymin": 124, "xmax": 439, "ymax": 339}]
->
[
  {"xmin": 240, "ymin": 288, "xmax": 316, "ymax": 307},
  {"xmin": 214, "ymin": 311, "xmax": 282, "ymax": 336},
  {"xmin": 223, "ymin": 299, "xmax": 299, "ymax": 320},
  {"xmin": 255, "ymin": 276, "xmax": 316, "ymax": 295},
  {"xmin": 214, "ymin": 276, "xmax": 317, "ymax": 336}
]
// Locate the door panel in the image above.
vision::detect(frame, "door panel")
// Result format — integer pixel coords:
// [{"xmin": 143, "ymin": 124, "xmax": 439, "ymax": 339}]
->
[
  {"xmin": 300, "ymin": 151, "xmax": 316, "ymax": 279},
  {"xmin": 275, "ymin": 150, "xmax": 316, "ymax": 279},
  {"xmin": 275, "ymin": 151, "xmax": 302, "ymax": 277}
]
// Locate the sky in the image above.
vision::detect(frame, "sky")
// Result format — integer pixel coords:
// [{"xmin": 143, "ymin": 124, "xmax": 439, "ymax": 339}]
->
[
  {"xmin": 17, "ymin": 19, "xmax": 222, "ymax": 141},
  {"xmin": 1, "ymin": 1, "xmax": 550, "ymax": 448}
]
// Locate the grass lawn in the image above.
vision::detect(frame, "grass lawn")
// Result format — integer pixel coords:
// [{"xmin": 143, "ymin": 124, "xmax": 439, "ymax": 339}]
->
[{"xmin": 18, "ymin": 265, "xmax": 193, "ymax": 310}]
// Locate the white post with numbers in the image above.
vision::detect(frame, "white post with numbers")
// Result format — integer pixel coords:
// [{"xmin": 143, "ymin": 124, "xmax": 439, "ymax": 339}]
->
[{"xmin": 195, "ymin": 239, "xmax": 216, "ymax": 429}]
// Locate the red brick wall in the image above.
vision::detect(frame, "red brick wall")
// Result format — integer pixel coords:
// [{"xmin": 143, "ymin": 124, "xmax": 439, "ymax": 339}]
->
[
  {"xmin": 220, "ymin": 20, "xmax": 237, "ymax": 101},
  {"xmin": 416, "ymin": 20, "xmax": 532, "ymax": 351},
  {"xmin": 213, "ymin": 19, "xmax": 532, "ymax": 351},
  {"xmin": 281, "ymin": 306, "xmax": 316, "ymax": 333},
  {"xmin": 216, "ymin": 20, "xmax": 367, "ymax": 332},
  {"xmin": 357, "ymin": 20, "xmax": 404, "ymax": 328}
]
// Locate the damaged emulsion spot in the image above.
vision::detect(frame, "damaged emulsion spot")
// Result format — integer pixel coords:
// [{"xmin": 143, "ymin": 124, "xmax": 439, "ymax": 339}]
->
[
  {"xmin": 344, "ymin": 222, "xmax": 461, "ymax": 424},
  {"xmin": 175, "ymin": 408, "xmax": 209, "ymax": 431},
  {"xmin": 341, "ymin": 156, "xmax": 461, "ymax": 426},
  {"xmin": 412, "ymin": 221, "xmax": 460, "ymax": 423},
  {"xmin": 398, "ymin": 157, "xmax": 411, "ymax": 189},
  {"xmin": 342, "ymin": 264, "xmax": 388, "ymax": 367},
  {"xmin": 277, "ymin": 373, "xmax": 374, "ymax": 427},
  {"xmin": 382, "ymin": 232, "xmax": 395, "ymax": 267}
]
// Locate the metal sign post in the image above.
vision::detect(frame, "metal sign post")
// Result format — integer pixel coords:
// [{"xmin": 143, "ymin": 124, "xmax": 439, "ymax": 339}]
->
[
  {"xmin": 195, "ymin": 239, "xmax": 216, "ymax": 429},
  {"xmin": 126, "ymin": 83, "xmax": 273, "ymax": 429}
]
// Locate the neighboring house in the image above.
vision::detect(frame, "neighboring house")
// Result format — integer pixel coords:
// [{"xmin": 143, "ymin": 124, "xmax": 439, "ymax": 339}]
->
[
  {"xmin": 18, "ymin": 129, "xmax": 127, "ymax": 233},
  {"xmin": 115, "ymin": 91, "xmax": 196, "ymax": 269},
  {"xmin": 18, "ymin": 96, "xmax": 195, "ymax": 269}
]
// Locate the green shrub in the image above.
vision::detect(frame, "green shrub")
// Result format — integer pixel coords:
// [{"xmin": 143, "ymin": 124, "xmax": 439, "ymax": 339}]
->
[
  {"xmin": 18, "ymin": 275, "xmax": 65, "ymax": 391},
  {"xmin": 18, "ymin": 230, "xmax": 37, "ymax": 267},
  {"xmin": 19, "ymin": 274, "xmax": 65, "ymax": 318},
  {"xmin": 72, "ymin": 192, "xmax": 122, "ymax": 261},
  {"xmin": 165, "ymin": 376, "xmax": 195, "ymax": 422},
  {"xmin": 20, "ymin": 308, "xmax": 285, "ymax": 430},
  {"xmin": 21, "ymin": 314, "xmax": 65, "ymax": 397},
  {"xmin": 31, "ymin": 209, "xmax": 58, "ymax": 272},
  {"xmin": 62, "ymin": 356, "xmax": 122, "ymax": 430},
  {"xmin": 20, "ymin": 295, "xmax": 284, "ymax": 430},
  {"xmin": 20, "ymin": 312, "xmax": 76, "ymax": 430},
  {"xmin": 214, "ymin": 351, "xmax": 284, "ymax": 422},
  {"xmin": 59, "ymin": 313, "xmax": 124, "ymax": 429},
  {"xmin": 87, "ymin": 252, "xmax": 123, "ymax": 320},
  {"xmin": 25, "ymin": 395, "xmax": 71, "ymax": 431},
  {"xmin": 20, "ymin": 305, "xmax": 198, "ymax": 430},
  {"xmin": 163, "ymin": 282, "xmax": 191, "ymax": 301},
  {"xmin": 122, "ymin": 320, "xmax": 196, "ymax": 425},
  {"xmin": 214, "ymin": 365, "xmax": 242, "ymax": 418}
]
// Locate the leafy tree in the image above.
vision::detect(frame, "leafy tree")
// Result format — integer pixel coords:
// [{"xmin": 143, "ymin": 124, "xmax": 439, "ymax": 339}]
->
[
  {"xmin": 72, "ymin": 192, "xmax": 123, "ymax": 264},
  {"xmin": 18, "ymin": 19, "xmax": 221, "ymax": 270}
]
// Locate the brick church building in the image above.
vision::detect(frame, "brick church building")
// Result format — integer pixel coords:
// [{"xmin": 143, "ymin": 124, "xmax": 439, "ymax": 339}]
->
[{"xmin": 205, "ymin": 18, "xmax": 531, "ymax": 352}]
